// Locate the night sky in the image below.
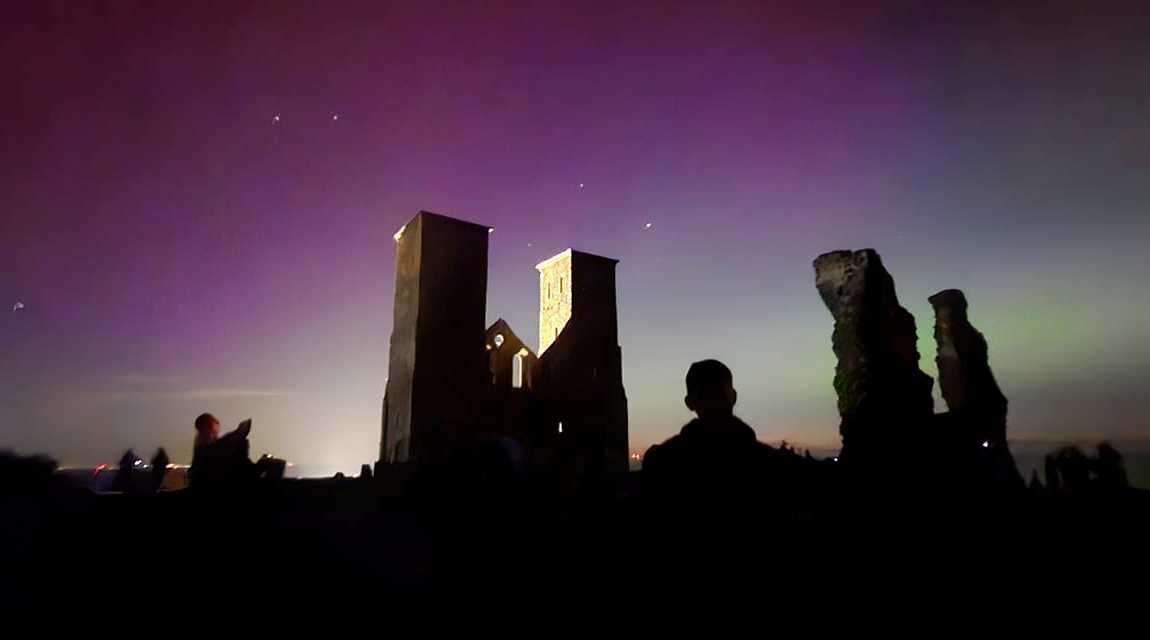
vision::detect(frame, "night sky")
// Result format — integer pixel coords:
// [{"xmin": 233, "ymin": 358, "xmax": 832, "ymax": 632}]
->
[{"xmin": 3, "ymin": 1, "xmax": 1149, "ymax": 471}]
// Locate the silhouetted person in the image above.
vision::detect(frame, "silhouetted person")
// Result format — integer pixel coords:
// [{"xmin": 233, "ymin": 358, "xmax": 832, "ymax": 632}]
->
[
  {"xmin": 194, "ymin": 412, "xmax": 221, "ymax": 448},
  {"xmin": 150, "ymin": 448, "xmax": 169, "ymax": 493},
  {"xmin": 642, "ymin": 360, "xmax": 781, "ymax": 499},
  {"xmin": 116, "ymin": 449, "xmax": 138, "ymax": 493},
  {"xmin": 1093, "ymin": 442, "xmax": 1129, "ymax": 490},
  {"xmin": 1053, "ymin": 446, "xmax": 1091, "ymax": 492},
  {"xmin": 189, "ymin": 413, "xmax": 257, "ymax": 491}
]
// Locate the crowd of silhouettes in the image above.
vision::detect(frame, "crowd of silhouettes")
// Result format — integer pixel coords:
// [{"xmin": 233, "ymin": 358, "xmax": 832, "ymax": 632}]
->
[
  {"xmin": 1037, "ymin": 442, "xmax": 1130, "ymax": 494},
  {"xmin": 85, "ymin": 414, "xmax": 287, "ymax": 495}
]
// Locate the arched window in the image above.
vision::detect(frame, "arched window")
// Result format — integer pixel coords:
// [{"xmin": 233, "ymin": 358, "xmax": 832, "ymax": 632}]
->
[{"xmin": 512, "ymin": 352, "xmax": 524, "ymax": 389}]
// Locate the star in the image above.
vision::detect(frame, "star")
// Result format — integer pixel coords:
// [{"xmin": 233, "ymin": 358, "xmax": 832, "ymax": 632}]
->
[
  {"xmin": 273, "ymin": 114, "xmax": 281, "ymax": 123},
  {"xmin": 578, "ymin": 183, "xmax": 584, "ymax": 189},
  {"xmin": 527, "ymin": 242, "xmax": 533, "ymax": 248},
  {"xmin": 644, "ymin": 222, "xmax": 653, "ymax": 230},
  {"xmin": 332, "ymin": 114, "xmax": 340, "ymax": 121},
  {"xmin": 12, "ymin": 301, "xmax": 24, "ymax": 312}
]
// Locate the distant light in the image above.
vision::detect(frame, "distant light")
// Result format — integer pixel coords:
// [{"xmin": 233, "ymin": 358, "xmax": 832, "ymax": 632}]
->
[
  {"xmin": 527, "ymin": 242, "xmax": 533, "ymax": 248},
  {"xmin": 393, "ymin": 224, "xmax": 406, "ymax": 242},
  {"xmin": 12, "ymin": 301, "xmax": 24, "ymax": 312},
  {"xmin": 832, "ymin": 457, "xmax": 839, "ymax": 462},
  {"xmin": 488, "ymin": 228, "xmax": 495, "ymax": 234},
  {"xmin": 273, "ymin": 114, "xmax": 280, "ymax": 123},
  {"xmin": 332, "ymin": 114, "xmax": 339, "ymax": 121},
  {"xmin": 982, "ymin": 440, "xmax": 990, "ymax": 448},
  {"xmin": 644, "ymin": 222, "xmax": 653, "ymax": 230},
  {"xmin": 558, "ymin": 422, "xmax": 563, "ymax": 434},
  {"xmin": 493, "ymin": 334, "xmax": 505, "ymax": 348},
  {"xmin": 578, "ymin": 183, "xmax": 584, "ymax": 189}
]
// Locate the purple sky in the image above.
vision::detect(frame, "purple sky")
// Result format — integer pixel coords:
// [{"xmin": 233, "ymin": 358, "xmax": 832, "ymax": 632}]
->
[{"xmin": 3, "ymin": 1, "xmax": 1149, "ymax": 471}]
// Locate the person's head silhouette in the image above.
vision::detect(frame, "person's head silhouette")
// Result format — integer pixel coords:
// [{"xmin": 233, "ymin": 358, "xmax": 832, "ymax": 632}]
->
[
  {"xmin": 194, "ymin": 412, "xmax": 220, "ymax": 447},
  {"xmin": 685, "ymin": 359, "xmax": 737, "ymax": 420}
]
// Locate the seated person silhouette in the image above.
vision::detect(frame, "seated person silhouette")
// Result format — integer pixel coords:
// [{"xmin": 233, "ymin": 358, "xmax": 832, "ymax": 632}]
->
[
  {"xmin": 642, "ymin": 360, "xmax": 778, "ymax": 499},
  {"xmin": 189, "ymin": 413, "xmax": 269, "ymax": 490}
]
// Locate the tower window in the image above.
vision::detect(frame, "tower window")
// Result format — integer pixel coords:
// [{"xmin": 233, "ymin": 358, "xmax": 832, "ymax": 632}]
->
[
  {"xmin": 548, "ymin": 283, "xmax": 551, "ymax": 299},
  {"xmin": 558, "ymin": 421, "xmax": 563, "ymax": 434},
  {"xmin": 512, "ymin": 352, "xmax": 524, "ymax": 389},
  {"xmin": 560, "ymin": 277, "xmax": 564, "ymax": 294}
]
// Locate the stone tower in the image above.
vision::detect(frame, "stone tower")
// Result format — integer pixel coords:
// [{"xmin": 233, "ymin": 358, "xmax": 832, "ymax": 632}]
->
[
  {"xmin": 380, "ymin": 211, "xmax": 490, "ymax": 464},
  {"xmin": 533, "ymin": 249, "xmax": 629, "ymax": 475},
  {"xmin": 537, "ymin": 250, "xmax": 575, "ymax": 354}
]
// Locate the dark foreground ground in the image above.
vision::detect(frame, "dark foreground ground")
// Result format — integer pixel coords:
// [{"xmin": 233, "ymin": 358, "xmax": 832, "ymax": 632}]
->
[{"xmin": 5, "ymin": 476, "xmax": 1150, "ymax": 606}]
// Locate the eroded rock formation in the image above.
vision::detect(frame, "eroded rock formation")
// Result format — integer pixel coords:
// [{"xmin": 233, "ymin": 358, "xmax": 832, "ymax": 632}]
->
[
  {"xmin": 929, "ymin": 289, "xmax": 1008, "ymax": 444},
  {"xmin": 929, "ymin": 289, "xmax": 1023, "ymax": 489},
  {"xmin": 813, "ymin": 249, "xmax": 934, "ymax": 464}
]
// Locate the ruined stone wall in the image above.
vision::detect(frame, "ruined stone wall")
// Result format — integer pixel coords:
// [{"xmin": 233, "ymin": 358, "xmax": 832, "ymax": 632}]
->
[
  {"xmin": 929, "ymin": 289, "xmax": 1008, "ymax": 443},
  {"xmin": 813, "ymin": 249, "xmax": 934, "ymax": 464},
  {"xmin": 814, "ymin": 249, "xmax": 1022, "ymax": 489}
]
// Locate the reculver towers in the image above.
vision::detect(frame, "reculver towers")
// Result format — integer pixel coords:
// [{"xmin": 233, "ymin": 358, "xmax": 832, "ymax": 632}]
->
[{"xmin": 379, "ymin": 211, "xmax": 629, "ymax": 477}]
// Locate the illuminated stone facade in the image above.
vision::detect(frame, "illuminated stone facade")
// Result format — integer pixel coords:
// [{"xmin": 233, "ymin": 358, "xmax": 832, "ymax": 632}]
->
[
  {"xmin": 537, "ymin": 250, "xmax": 573, "ymax": 355},
  {"xmin": 379, "ymin": 213, "xmax": 628, "ymax": 478},
  {"xmin": 380, "ymin": 211, "xmax": 490, "ymax": 464},
  {"xmin": 533, "ymin": 250, "xmax": 630, "ymax": 475}
]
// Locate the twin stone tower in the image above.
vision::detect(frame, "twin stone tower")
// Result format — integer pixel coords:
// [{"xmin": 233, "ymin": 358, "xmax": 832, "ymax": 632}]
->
[{"xmin": 379, "ymin": 211, "xmax": 629, "ymax": 477}]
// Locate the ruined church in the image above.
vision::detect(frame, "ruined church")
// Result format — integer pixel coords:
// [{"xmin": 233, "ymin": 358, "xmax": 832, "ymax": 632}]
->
[{"xmin": 378, "ymin": 211, "xmax": 629, "ymax": 476}]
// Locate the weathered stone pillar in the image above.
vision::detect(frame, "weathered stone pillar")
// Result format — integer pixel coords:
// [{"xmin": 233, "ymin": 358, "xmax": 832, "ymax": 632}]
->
[
  {"xmin": 928, "ymin": 289, "xmax": 1007, "ymax": 444},
  {"xmin": 929, "ymin": 289, "xmax": 1023, "ymax": 489},
  {"xmin": 814, "ymin": 249, "xmax": 934, "ymax": 464}
]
